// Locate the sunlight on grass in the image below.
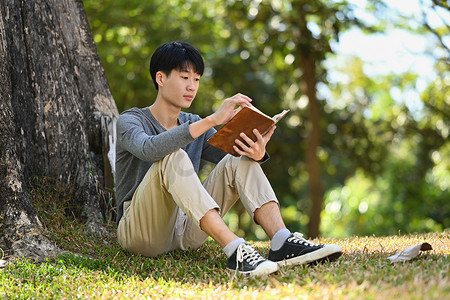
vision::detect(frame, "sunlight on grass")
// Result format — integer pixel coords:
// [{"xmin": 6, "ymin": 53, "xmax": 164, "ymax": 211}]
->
[
  {"xmin": 1, "ymin": 182, "xmax": 448, "ymax": 299},
  {"xmin": 1, "ymin": 230, "xmax": 448, "ymax": 299}
]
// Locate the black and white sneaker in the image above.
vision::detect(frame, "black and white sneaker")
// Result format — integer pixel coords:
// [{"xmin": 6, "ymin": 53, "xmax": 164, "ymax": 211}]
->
[
  {"xmin": 226, "ymin": 242, "xmax": 278, "ymax": 276},
  {"xmin": 268, "ymin": 232, "xmax": 342, "ymax": 267}
]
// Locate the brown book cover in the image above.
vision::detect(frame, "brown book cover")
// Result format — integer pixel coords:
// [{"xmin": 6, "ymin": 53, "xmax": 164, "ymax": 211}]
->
[{"xmin": 207, "ymin": 106, "xmax": 290, "ymax": 156}]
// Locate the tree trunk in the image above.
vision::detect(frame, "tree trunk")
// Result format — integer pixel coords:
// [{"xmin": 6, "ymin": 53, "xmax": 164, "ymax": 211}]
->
[
  {"xmin": 301, "ymin": 54, "xmax": 323, "ymax": 239},
  {"xmin": 295, "ymin": 4, "xmax": 323, "ymax": 238},
  {"xmin": 0, "ymin": 0, "xmax": 118, "ymax": 261}
]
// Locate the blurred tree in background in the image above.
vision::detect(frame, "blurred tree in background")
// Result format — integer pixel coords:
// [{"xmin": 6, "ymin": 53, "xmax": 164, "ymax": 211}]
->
[
  {"xmin": 320, "ymin": 0, "xmax": 449, "ymax": 237},
  {"xmin": 84, "ymin": 0, "xmax": 449, "ymax": 238}
]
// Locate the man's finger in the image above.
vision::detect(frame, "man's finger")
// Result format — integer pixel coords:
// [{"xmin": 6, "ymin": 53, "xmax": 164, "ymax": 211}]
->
[
  {"xmin": 253, "ymin": 129, "xmax": 263, "ymax": 140},
  {"xmin": 264, "ymin": 126, "xmax": 276, "ymax": 140},
  {"xmin": 235, "ymin": 138, "xmax": 250, "ymax": 151},
  {"xmin": 239, "ymin": 132, "xmax": 255, "ymax": 146}
]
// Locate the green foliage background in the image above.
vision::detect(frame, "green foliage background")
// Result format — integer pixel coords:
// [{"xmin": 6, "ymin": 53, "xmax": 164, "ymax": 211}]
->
[{"xmin": 84, "ymin": 0, "xmax": 449, "ymax": 238}]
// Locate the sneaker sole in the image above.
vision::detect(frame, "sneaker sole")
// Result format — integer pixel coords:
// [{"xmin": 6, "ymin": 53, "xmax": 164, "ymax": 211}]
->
[
  {"xmin": 228, "ymin": 260, "xmax": 279, "ymax": 277},
  {"xmin": 308, "ymin": 250, "xmax": 342, "ymax": 265},
  {"xmin": 276, "ymin": 244, "xmax": 343, "ymax": 267}
]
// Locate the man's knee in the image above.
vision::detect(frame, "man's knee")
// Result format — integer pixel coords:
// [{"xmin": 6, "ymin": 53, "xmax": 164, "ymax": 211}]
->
[
  {"xmin": 161, "ymin": 149, "xmax": 190, "ymax": 167},
  {"xmin": 235, "ymin": 156, "xmax": 265, "ymax": 176},
  {"xmin": 164, "ymin": 149, "xmax": 189, "ymax": 161},
  {"xmin": 161, "ymin": 149, "xmax": 196, "ymax": 178}
]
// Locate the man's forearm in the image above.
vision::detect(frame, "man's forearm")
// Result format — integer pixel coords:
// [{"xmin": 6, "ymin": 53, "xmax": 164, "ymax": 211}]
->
[{"xmin": 189, "ymin": 116, "xmax": 216, "ymax": 139}]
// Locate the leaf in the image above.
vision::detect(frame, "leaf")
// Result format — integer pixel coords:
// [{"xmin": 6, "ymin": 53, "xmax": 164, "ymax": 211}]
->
[{"xmin": 387, "ymin": 242, "xmax": 433, "ymax": 263}]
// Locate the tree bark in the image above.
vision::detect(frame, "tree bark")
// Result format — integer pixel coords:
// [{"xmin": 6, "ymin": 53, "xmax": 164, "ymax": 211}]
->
[
  {"xmin": 295, "ymin": 4, "xmax": 324, "ymax": 238},
  {"xmin": 0, "ymin": 0, "xmax": 118, "ymax": 260},
  {"xmin": 301, "ymin": 53, "xmax": 323, "ymax": 239}
]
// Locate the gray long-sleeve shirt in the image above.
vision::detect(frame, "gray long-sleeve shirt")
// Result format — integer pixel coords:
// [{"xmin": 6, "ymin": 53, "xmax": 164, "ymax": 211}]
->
[{"xmin": 115, "ymin": 107, "xmax": 227, "ymax": 223}]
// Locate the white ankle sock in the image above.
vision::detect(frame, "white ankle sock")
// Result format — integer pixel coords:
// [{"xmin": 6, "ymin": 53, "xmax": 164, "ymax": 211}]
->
[
  {"xmin": 223, "ymin": 238, "xmax": 245, "ymax": 258},
  {"xmin": 270, "ymin": 229, "xmax": 291, "ymax": 251}
]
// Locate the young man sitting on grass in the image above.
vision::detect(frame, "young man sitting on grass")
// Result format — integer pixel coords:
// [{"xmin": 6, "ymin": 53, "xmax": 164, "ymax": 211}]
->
[{"xmin": 115, "ymin": 41, "xmax": 342, "ymax": 276}]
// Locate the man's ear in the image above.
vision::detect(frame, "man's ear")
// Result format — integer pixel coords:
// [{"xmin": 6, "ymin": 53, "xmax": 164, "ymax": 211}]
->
[{"xmin": 156, "ymin": 71, "xmax": 166, "ymax": 88}]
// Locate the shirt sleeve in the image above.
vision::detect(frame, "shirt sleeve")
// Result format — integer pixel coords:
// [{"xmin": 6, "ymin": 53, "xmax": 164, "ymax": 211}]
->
[
  {"xmin": 117, "ymin": 112, "xmax": 195, "ymax": 162},
  {"xmin": 201, "ymin": 127, "xmax": 228, "ymax": 163}
]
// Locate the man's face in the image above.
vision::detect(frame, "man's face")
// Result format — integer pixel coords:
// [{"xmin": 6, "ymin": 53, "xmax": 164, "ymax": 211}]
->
[{"xmin": 158, "ymin": 65, "xmax": 201, "ymax": 109}]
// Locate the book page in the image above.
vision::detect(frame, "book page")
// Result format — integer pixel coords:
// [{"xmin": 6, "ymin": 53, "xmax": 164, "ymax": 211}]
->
[
  {"xmin": 272, "ymin": 109, "xmax": 290, "ymax": 122},
  {"xmin": 246, "ymin": 105, "xmax": 272, "ymax": 119}
]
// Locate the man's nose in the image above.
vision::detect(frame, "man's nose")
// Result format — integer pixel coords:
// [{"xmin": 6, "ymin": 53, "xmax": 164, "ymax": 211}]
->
[{"xmin": 187, "ymin": 80, "xmax": 196, "ymax": 90}]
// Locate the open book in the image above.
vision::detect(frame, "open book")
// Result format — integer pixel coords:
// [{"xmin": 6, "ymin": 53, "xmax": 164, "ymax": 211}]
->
[{"xmin": 207, "ymin": 106, "xmax": 290, "ymax": 157}]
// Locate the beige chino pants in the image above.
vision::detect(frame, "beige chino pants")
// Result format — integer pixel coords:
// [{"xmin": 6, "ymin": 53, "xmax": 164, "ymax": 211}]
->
[{"xmin": 117, "ymin": 149, "xmax": 278, "ymax": 257}]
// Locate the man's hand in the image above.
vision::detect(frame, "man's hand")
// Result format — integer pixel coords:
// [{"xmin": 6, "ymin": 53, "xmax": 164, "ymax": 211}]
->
[
  {"xmin": 233, "ymin": 126, "xmax": 276, "ymax": 161},
  {"xmin": 208, "ymin": 93, "xmax": 252, "ymax": 127},
  {"xmin": 190, "ymin": 93, "xmax": 252, "ymax": 139}
]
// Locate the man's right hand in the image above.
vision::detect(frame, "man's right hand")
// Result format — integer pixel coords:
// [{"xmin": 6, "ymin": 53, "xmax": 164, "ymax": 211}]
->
[
  {"xmin": 189, "ymin": 93, "xmax": 252, "ymax": 139},
  {"xmin": 208, "ymin": 93, "xmax": 253, "ymax": 127}
]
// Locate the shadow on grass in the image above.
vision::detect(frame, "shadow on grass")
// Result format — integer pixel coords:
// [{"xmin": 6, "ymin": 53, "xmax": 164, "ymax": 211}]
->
[
  {"xmin": 42, "ymin": 220, "xmax": 450, "ymax": 291},
  {"xmin": 53, "ymin": 240, "xmax": 238, "ymax": 285},
  {"xmin": 53, "ymin": 237, "xmax": 351, "ymax": 287}
]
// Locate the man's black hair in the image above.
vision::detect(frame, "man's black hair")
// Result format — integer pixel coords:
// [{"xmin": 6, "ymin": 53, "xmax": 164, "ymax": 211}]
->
[{"xmin": 149, "ymin": 41, "xmax": 205, "ymax": 90}]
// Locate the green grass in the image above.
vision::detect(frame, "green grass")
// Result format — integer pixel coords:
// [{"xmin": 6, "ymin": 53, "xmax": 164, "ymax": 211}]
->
[{"xmin": 1, "ymin": 182, "xmax": 449, "ymax": 299}]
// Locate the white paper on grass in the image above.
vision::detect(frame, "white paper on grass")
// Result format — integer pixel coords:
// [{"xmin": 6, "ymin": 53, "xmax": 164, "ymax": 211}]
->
[
  {"xmin": 387, "ymin": 242, "xmax": 432, "ymax": 263},
  {"xmin": 0, "ymin": 259, "xmax": 7, "ymax": 268}
]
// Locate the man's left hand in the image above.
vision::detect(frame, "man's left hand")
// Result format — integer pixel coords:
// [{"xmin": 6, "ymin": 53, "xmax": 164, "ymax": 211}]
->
[{"xmin": 233, "ymin": 126, "xmax": 276, "ymax": 161}]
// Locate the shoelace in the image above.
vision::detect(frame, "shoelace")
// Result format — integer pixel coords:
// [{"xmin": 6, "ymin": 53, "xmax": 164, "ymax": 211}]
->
[
  {"xmin": 236, "ymin": 243, "xmax": 266, "ymax": 269},
  {"xmin": 287, "ymin": 232, "xmax": 317, "ymax": 247}
]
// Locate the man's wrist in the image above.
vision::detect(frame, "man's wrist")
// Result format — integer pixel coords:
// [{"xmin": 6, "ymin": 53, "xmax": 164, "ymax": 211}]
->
[
  {"xmin": 255, "ymin": 152, "xmax": 270, "ymax": 163},
  {"xmin": 204, "ymin": 115, "xmax": 217, "ymax": 128},
  {"xmin": 190, "ymin": 116, "xmax": 216, "ymax": 138}
]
